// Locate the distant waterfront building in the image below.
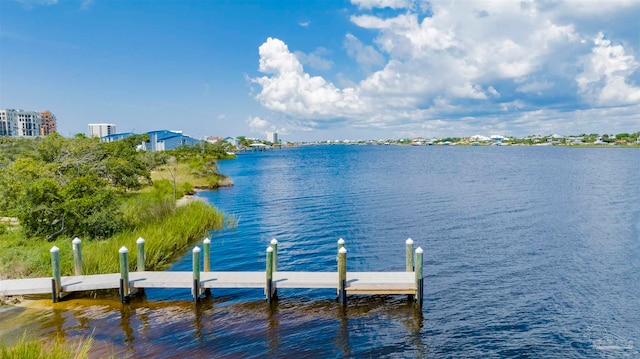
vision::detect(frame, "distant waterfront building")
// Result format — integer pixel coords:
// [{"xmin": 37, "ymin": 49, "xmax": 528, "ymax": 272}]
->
[
  {"xmin": 0, "ymin": 110, "xmax": 17, "ymax": 136},
  {"xmin": 0, "ymin": 109, "xmax": 43, "ymax": 137},
  {"xmin": 99, "ymin": 129, "xmax": 201, "ymax": 151},
  {"xmin": 266, "ymin": 131, "xmax": 278, "ymax": 144},
  {"xmin": 101, "ymin": 132, "xmax": 134, "ymax": 143},
  {"xmin": 88, "ymin": 123, "xmax": 116, "ymax": 138},
  {"xmin": 40, "ymin": 110, "xmax": 57, "ymax": 135}
]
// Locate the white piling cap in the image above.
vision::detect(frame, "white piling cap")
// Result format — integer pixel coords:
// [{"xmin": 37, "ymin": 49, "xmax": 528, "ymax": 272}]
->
[
  {"xmin": 338, "ymin": 238, "xmax": 345, "ymax": 244},
  {"xmin": 416, "ymin": 247, "xmax": 423, "ymax": 253},
  {"xmin": 136, "ymin": 237, "xmax": 145, "ymax": 244},
  {"xmin": 72, "ymin": 237, "xmax": 81, "ymax": 245},
  {"xmin": 50, "ymin": 246, "xmax": 60, "ymax": 253},
  {"xmin": 119, "ymin": 246, "xmax": 129, "ymax": 254},
  {"xmin": 193, "ymin": 246, "xmax": 201, "ymax": 253},
  {"xmin": 406, "ymin": 238, "xmax": 413, "ymax": 245},
  {"xmin": 267, "ymin": 246, "xmax": 274, "ymax": 252},
  {"xmin": 203, "ymin": 238, "xmax": 211, "ymax": 244},
  {"xmin": 339, "ymin": 247, "xmax": 347, "ymax": 254},
  {"xmin": 270, "ymin": 238, "xmax": 278, "ymax": 244}
]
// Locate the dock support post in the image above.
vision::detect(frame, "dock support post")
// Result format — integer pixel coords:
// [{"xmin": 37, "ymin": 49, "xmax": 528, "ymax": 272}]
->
[
  {"xmin": 405, "ymin": 238, "xmax": 414, "ymax": 272},
  {"xmin": 270, "ymin": 238, "xmax": 278, "ymax": 298},
  {"xmin": 72, "ymin": 237, "xmax": 83, "ymax": 276},
  {"xmin": 193, "ymin": 246, "xmax": 201, "ymax": 303},
  {"xmin": 50, "ymin": 246, "xmax": 61, "ymax": 303},
  {"xmin": 119, "ymin": 246, "xmax": 130, "ymax": 303},
  {"xmin": 136, "ymin": 238, "xmax": 145, "ymax": 296},
  {"xmin": 136, "ymin": 238, "xmax": 145, "ymax": 271},
  {"xmin": 203, "ymin": 238, "xmax": 211, "ymax": 272},
  {"xmin": 203, "ymin": 238, "xmax": 211, "ymax": 297},
  {"xmin": 266, "ymin": 246, "xmax": 274, "ymax": 303},
  {"xmin": 406, "ymin": 238, "xmax": 414, "ymax": 301},
  {"xmin": 336, "ymin": 238, "xmax": 345, "ymax": 296},
  {"xmin": 270, "ymin": 238, "xmax": 278, "ymax": 272},
  {"xmin": 415, "ymin": 247, "xmax": 424, "ymax": 308},
  {"xmin": 338, "ymin": 247, "xmax": 347, "ymax": 306}
]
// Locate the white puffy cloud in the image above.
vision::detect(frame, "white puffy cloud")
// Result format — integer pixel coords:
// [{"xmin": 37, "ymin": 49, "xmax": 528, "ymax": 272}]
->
[
  {"xmin": 344, "ymin": 33, "xmax": 385, "ymax": 70},
  {"xmin": 576, "ymin": 32, "xmax": 640, "ymax": 106},
  {"xmin": 246, "ymin": 116, "xmax": 269, "ymax": 132},
  {"xmin": 294, "ymin": 47, "xmax": 333, "ymax": 71},
  {"xmin": 351, "ymin": 0, "xmax": 416, "ymax": 10},
  {"xmin": 253, "ymin": 38, "xmax": 365, "ymax": 120},
  {"xmin": 251, "ymin": 1, "xmax": 640, "ymax": 137}
]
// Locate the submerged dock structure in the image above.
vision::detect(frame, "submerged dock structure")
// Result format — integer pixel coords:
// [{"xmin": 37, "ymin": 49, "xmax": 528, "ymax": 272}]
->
[{"xmin": 0, "ymin": 238, "xmax": 424, "ymax": 307}]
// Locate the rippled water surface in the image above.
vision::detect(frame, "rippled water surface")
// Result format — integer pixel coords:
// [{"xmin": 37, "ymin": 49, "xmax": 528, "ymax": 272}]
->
[{"xmin": 2, "ymin": 145, "xmax": 639, "ymax": 358}]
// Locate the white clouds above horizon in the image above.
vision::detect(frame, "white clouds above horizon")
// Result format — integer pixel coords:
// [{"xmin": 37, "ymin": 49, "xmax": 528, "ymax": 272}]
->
[
  {"xmin": 294, "ymin": 47, "xmax": 334, "ymax": 71},
  {"xmin": 252, "ymin": 0, "xmax": 640, "ymax": 137},
  {"xmin": 576, "ymin": 32, "xmax": 640, "ymax": 106}
]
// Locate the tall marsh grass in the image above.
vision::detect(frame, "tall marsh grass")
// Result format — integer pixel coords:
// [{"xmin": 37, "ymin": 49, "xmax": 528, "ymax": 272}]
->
[
  {"xmin": 0, "ymin": 333, "xmax": 99, "ymax": 359},
  {"xmin": 81, "ymin": 200, "xmax": 224, "ymax": 274},
  {"xmin": 0, "ymin": 198, "xmax": 224, "ymax": 279}
]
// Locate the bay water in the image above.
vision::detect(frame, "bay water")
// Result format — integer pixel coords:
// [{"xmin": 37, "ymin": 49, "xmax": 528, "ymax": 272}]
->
[{"xmin": 1, "ymin": 145, "xmax": 638, "ymax": 358}]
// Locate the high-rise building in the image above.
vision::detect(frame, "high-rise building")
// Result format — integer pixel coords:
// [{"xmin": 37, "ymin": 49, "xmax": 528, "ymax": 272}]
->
[
  {"xmin": 0, "ymin": 109, "xmax": 43, "ymax": 137},
  {"xmin": 0, "ymin": 110, "xmax": 17, "ymax": 136},
  {"xmin": 266, "ymin": 131, "xmax": 278, "ymax": 144},
  {"xmin": 88, "ymin": 123, "xmax": 116, "ymax": 137},
  {"xmin": 40, "ymin": 110, "xmax": 57, "ymax": 135}
]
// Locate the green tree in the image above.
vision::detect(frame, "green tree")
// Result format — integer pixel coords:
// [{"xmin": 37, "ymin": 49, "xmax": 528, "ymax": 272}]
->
[{"xmin": 18, "ymin": 178, "xmax": 64, "ymax": 238}]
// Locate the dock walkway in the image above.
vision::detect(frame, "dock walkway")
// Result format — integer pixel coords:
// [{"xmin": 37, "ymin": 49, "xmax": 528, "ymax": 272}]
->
[
  {"xmin": 0, "ymin": 238, "xmax": 425, "ymax": 307},
  {"xmin": 0, "ymin": 271, "xmax": 416, "ymax": 296}
]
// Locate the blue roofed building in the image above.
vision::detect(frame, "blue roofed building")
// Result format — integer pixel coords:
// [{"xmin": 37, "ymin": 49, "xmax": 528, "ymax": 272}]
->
[
  {"xmin": 100, "ymin": 132, "xmax": 135, "ymax": 143},
  {"xmin": 99, "ymin": 130, "xmax": 201, "ymax": 151},
  {"xmin": 143, "ymin": 130, "xmax": 201, "ymax": 151}
]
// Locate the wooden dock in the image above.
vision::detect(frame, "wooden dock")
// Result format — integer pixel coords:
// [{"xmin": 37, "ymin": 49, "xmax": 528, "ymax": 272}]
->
[
  {"xmin": 0, "ymin": 238, "xmax": 424, "ymax": 307},
  {"xmin": 0, "ymin": 271, "xmax": 416, "ymax": 296}
]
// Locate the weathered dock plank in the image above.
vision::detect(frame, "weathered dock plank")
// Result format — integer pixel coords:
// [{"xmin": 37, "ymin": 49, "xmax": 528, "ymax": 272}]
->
[
  {"xmin": 273, "ymin": 271, "xmax": 337, "ymax": 288},
  {"xmin": 0, "ymin": 277, "xmax": 54, "ymax": 296},
  {"xmin": 346, "ymin": 272, "xmax": 416, "ymax": 294}
]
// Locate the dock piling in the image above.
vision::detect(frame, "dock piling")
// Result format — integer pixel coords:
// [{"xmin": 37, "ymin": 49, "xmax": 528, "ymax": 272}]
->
[
  {"xmin": 203, "ymin": 238, "xmax": 211, "ymax": 296},
  {"xmin": 266, "ymin": 246, "xmax": 275, "ymax": 303},
  {"xmin": 415, "ymin": 247, "xmax": 424, "ymax": 308},
  {"xmin": 338, "ymin": 247, "xmax": 347, "ymax": 305},
  {"xmin": 72, "ymin": 237, "xmax": 83, "ymax": 276},
  {"xmin": 136, "ymin": 238, "xmax": 145, "ymax": 271},
  {"xmin": 50, "ymin": 246, "xmax": 61, "ymax": 303},
  {"xmin": 405, "ymin": 238, "xmax": 414, "ymax": 301},
  {"xmin": 192, "ymin": 246, "xmax": 201, "ymax": 302},
  {"xmin": 203, "ymin": 238, "xmax": 211, "ymax": 272},
  {"xmin": 405, "ymin": 238, "xmax": 414, "ymax": 272},
  {"xmin": 119, "ymin": 246, "xmax": 130, "ymax": 303},
  {"xmin": 270, "ymin": 238, "xmax": 278, "ymax": 272},
  {"xmin": 136, "ymin": 238, "xmax": 146, "ymax": 296}
]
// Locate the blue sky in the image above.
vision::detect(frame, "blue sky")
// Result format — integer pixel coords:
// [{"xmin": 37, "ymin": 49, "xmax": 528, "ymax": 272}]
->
[{"xmin": 1, "ymin": 0, "xmax": 639, "ymax": 141}]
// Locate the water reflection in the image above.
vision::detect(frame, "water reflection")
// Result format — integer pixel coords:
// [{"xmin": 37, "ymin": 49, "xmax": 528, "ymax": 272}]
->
[
  {"xmin": 119, "ymin": 305, "xmax": 134, "ymax": 347},
  {"xmin": 2, "ymin": 294, "xmax": 425, "ymax": 357},
  {"xmin": 336, "ymin": 306, "xmax": 350, "ymax": 357},
  {"xmin": 266, "ymin": 300, "xmax": 280, "ymax": 356}
]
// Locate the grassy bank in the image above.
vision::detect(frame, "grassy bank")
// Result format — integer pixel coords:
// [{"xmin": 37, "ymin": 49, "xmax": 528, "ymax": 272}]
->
[
  {"xmin": 150, "ymin": 160, "xmax": 233, "ymax": 190},
  {"xmin": 0, "ymin": 200, "xmax": 223, "ymax": 280},
  {"xmin": 1, "ymin": 333, "xmax": 107, "ymax": 359}
]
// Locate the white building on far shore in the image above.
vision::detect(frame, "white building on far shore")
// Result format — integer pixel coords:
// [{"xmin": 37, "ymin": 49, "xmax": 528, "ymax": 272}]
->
[
  {"xmin": 88, "ymin": 123, "xmax": 116, "ymax": 138},
  {"xmin": 0, "ymin": 109, "xmax": 43, "ymax": 137},
  {"xmin": 266, "ymin": 131, "xmax": 278, "ymax": 144}
]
